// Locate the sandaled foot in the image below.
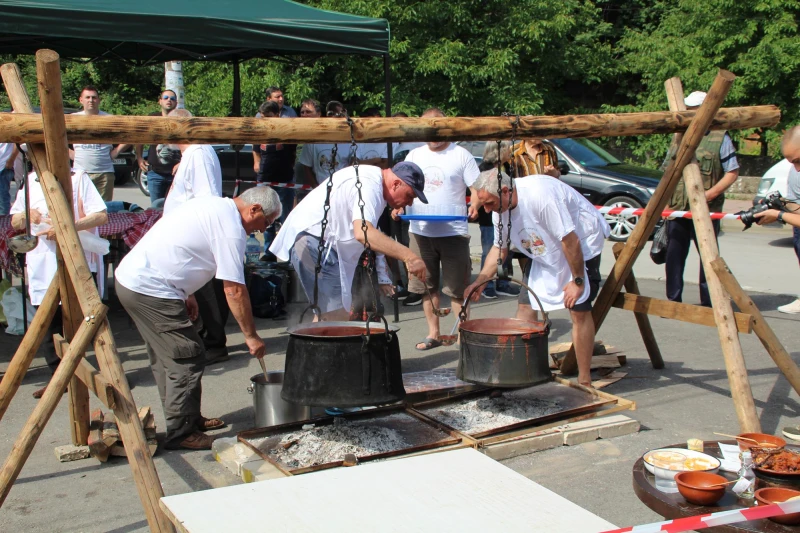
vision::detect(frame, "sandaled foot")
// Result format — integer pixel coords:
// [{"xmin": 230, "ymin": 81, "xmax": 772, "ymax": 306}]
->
[
  {"xmin": 197, "ymin": 416, "xmax": 226, "ymax": 431},
  {"xmin": 167, "ymin": 431, "xmax": 215, "ymax": 450},
  {"xmin": 415, "ymin": 337, "xmax": 443, "ymax": 351}
]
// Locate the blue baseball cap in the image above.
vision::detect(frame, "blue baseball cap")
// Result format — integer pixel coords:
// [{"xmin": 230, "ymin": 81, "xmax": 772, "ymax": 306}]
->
[{"xmin": 391, "ymin": 161, "xmax": 428, "ymax": 204}]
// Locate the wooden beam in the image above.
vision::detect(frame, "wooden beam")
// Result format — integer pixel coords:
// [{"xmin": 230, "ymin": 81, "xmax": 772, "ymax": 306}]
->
[
  {"xmin": 612, "ymin": 293, "xmax": 754, "ymax": 334},
  {"xmin": 36, "ymin": 49, "xmax": 90, "ymax": 447},
  {"xmin": 1, "ymin": 57, "xmax": 174, "ymax": 533},
  {"xmin": 665, "ymin": 77, "xmax": 760, "ymax": 433},
  {"xmin": 54, "ymin": 336, "xmax": 116, "ymax": 410},
  {"xmin": 560, "ymin": 69, "xmax": 737, "ymax": 376},
  {"xmin": 612, "ymin": 243, "xmax": 664, "ymax": 369},
  {"xmin": 0, "ymin": 106, "xmax": 780, "ymax": 145},
  {"xmin": 0, "ymin": 279, "xmax": 60, "ymax": 422},
  {"xmin": 711, "ymin": 258, "xmax": 800, "ymax": 397},
  {"xmin": 0, "ymin": 303, "xmax": 106, "ymax": 507}
]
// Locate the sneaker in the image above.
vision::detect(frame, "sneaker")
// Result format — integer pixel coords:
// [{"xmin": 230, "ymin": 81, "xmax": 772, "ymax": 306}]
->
[
  {"xmin": 483, "ymin": 287, "xmax": 497, "ymax": 299},
  {"xmin": 395, "ymin": 286, "xmax": 410, "ymax": 300},
  {"xmin": 778, "ymin": 298, "xmax": 800, "ymax": 314},
  {"xmin": 403, "ymin": 293, "xmax": 423, "ymax": 306},
  {"xmin": 496, "ymin": 284, "xmax": 521, "ymax": 297},
  {"xmin": 783, "ymin": 426, "xmax": 800, "ymax": 441}
]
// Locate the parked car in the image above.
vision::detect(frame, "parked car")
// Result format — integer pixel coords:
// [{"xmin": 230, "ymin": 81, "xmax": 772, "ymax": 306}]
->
[
  {"xmin": 457, "ymin": 138, "xmax": 662, "ymax": 241},
  {"xmin": 752, "ymin": 158, "xmax": 792, "ymax": 205}
]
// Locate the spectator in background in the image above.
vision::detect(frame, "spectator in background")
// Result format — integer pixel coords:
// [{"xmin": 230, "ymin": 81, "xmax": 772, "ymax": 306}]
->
[
  {"xmin": 256, "ymin": 86, "xmax": 296, "ymax": 118},
  {"xmin": 135, "ymin": 89, "xmax": 182, "ymax": 206},
  {"xmin": 253, "ymin": 100, "xmax": 297, "ymax": 258},
  {"xmin": 0, "ymin": 142, "xmax": 20, "ymax": 215},
  {"xmin": 357, "ymin": 108, "xmax": 389, "ymax": 169},
  {"xmin": 511, "ymin": 138, "xmax": 561, "ymax": 179},
  {"xmin": 299, "ymin": 101, "xmax": 357, "ymax": 187},
  {"xmin": 299, "ymin": 98, "xmax": 321, "ymax": 118},
  {"xmin": 69, "ymin": 85, "xmax": 130, "ymax": 202}
]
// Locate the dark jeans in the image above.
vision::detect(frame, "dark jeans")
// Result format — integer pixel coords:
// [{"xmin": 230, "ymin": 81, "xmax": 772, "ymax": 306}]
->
[
  {"xmin": 479, "ymin": 226, "xmax": 513, "ymax": 291},
  {"xmin": 262, "ymin": 186, "xmax": 295, "ymax": 256},
  {"xmin": 147, "ymin": 170, "xmax": 173, "ymax": 204},
  {"xmin": 665, "ymin": 218, "xmax": 720, "ymax": 307},
  {"xmin": 793, "ymin": 226, "xmax": 800, "ymax": 266},
  {"xmin": 0, "ymin": 167, "xmax": 13, "ymax": 215}
]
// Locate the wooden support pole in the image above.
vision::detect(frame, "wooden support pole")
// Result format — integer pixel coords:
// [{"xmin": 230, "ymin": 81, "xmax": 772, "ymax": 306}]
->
[
  {"xmin": 36, "ymin": 49, "xmax": 90, "ymax": 446},
  {"xmin": 0, "ymin": 304, "xmax": 106, "ymax": 507},
  {"xmin": 560, "ymin": 69, "xmax": 737, "ymax": 376},
  {"xmin": 54, "ymin": 336, "xmax": 116, "ymax": 410},
  {"xmin": 611, "ymin": 293, "xmax": 754, "ymax": 334},
  {"xmin": 1, "ymin": 58, "xmax": 174, "ymax": 533},
  {"xmin": 612, "ymin": 243, "xmax": 664, "ymax": 369},
  {"xmin": 0, "ymin": 105, "xmax": 780, "ymax": 145},
  {"xmin": 711, "ymin": 258, "xmax": 800, "ymax": 396},
  {"xmin": 0, "ymin": 279, "xmax": 60, "ymax": 422},
  {"xmin": 664, "ymin": 77, "xmax": 760, "ymax": 433}
]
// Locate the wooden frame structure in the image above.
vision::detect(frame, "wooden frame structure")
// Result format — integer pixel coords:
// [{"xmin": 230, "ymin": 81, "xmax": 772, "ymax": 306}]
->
[{"xmin": 0, "ymin": 51, "xmax": 793, "ymax": 526}]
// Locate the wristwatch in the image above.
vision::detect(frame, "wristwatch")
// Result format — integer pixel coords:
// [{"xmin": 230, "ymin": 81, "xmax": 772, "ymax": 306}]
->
[
  {"xmin": 778, "ymin": 212, "xmax": 786, "ymax": 224},
  {"xmin": 574, "ymin": 276, "xmax": 584, "ymax": 286}
]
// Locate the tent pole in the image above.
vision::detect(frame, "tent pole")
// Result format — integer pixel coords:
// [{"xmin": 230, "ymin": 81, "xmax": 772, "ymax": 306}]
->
[
  {"xmin": 232, "ymin": 58, "xmax": 242, "ymax": 182},
  {"xmin": 383, "ymin": 52, "xmax": 400, "ymax": 323}
]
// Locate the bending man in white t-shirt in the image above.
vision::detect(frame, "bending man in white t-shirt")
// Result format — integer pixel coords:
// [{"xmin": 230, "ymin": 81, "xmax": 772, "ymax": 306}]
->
[
  {"xmin": 464, "ymin": 170, "xmax": 611, "ymax": 387},
  {"xmin": 402, "ymin": 108, "xmax": 481, "ymax": 351},
  {"xmin": 115, "ymin": 187, "xmax": 281, "ymax": 451},
  {"xmin": 10, "ymin": 169, "xmax": 108, "ymax": 399},
  {"xmin": 270, "ymin": 162, "xmax": 428, "ymax": 321}
]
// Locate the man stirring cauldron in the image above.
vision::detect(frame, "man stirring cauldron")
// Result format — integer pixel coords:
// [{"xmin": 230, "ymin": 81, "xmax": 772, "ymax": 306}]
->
[
  {"xmin": 115, "ymin": 187, "xmax": 282, "ymax": 450},
  {"xmin": 270, "ymin": 162, "xmax": 429, "ymax": 321},
  {"xmin": 464, "ymin": 169, "xmax": 610, "ymax": 388}
]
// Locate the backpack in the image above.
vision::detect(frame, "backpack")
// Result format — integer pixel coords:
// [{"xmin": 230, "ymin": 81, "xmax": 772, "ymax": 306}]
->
[{"xmin": 248, "ymin": 269, "xmax": 287, "ymax": 319}]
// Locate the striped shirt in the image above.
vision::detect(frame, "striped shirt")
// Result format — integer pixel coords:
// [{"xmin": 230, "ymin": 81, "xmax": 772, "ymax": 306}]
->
[{"xmin": 511, "ymin": 141, "xmax": 559, "ymax": 177}]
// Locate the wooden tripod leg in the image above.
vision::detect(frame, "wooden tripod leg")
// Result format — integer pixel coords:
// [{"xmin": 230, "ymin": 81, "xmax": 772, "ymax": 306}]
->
[
  {"xmin": 711, "ymin": 258, "xmax": 800, "ymax": 396},
  {"xmin": 0, "ymin": 279, "xmax": 60, "ymax": 422},
  {"xmin": 612, "ymin": 243, "xmax": 664, "ymax": 369},
  {"xmin": 0, "ymin": 304, "xmax": 106, "ymax": 506}
]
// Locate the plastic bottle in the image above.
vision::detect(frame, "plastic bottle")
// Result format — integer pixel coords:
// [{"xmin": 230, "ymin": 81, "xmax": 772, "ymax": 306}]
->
[{"xmin": 245, "ymin": 234, "xmax": 261, "ymax": 264}]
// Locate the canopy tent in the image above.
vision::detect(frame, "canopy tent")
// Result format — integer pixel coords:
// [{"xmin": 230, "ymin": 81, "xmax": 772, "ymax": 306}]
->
[{"xmin": 0, "ymin": 0, "xmax": 392, "ymax": 116}]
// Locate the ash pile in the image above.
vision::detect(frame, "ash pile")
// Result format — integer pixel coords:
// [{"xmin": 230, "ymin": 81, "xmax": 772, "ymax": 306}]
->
[{"xmin": 421, "ymin": 393, "xmax": 561, "ymax": 433}]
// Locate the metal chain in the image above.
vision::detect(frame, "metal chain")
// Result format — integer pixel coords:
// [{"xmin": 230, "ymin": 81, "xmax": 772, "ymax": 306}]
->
[
  {"xmin": 347, "ymin": 116, "xmax": 380, "ymax": 318},
  {"xmin": 495, "ymin": 112, "xmax": 519, "ymax": 279},
  {"xmin": 310, "ymin": 141, "xmax": 338, "ymax": 317}
]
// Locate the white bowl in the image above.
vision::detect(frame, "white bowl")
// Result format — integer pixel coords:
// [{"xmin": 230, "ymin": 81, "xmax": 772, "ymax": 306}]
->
[{"xmin": 643, "ymin": 448, "xmax": 720, "ymax": 474}]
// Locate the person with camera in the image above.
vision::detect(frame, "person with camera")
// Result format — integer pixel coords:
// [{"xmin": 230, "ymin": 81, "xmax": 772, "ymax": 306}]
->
[{"xmin": 664, "ymin": 91, "xmax": 739, "ymax": 307}]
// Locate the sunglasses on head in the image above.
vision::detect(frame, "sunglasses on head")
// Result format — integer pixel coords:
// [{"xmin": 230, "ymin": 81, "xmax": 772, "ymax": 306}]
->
[{"xmin": 162, "ymin": 95, "xmax": 177, "ymax": 101}]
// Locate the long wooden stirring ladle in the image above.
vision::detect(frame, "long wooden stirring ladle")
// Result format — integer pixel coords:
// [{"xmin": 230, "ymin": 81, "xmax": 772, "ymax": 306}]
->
[{"xmin": 713, "ymin": 432, "xmax": 781, "ymax": 448}]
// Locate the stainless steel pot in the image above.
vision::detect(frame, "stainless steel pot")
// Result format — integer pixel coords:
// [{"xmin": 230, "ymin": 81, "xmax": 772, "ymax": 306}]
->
[{"xmin": 247, "ymin": 371, "xmax": 311, "ymax": 428}]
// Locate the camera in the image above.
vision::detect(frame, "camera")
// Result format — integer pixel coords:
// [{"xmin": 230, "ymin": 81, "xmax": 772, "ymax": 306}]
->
[{"xmin": 737, "ymin": 191, "xmax": 786, "ymax": 231}]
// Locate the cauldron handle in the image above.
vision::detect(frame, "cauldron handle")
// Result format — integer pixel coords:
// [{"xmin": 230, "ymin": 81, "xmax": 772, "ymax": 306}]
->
[
  {"xmin": 459, "ymin": 276, "xmax": 550, "ymax": 334},
  {"xmin": 299, "ymin": 303, "xmax": 321, "ymax": 324}
]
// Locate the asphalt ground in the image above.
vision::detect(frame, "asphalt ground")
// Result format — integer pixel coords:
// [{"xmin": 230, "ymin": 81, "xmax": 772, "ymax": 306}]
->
[{"xmin": 1, "ymin": 184, "xmax": 799, "ymax": 531}]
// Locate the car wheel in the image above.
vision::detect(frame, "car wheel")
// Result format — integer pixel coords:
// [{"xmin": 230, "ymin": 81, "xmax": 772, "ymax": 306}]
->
[
  {"xmin": 603, "ymin": 196, "xmax": 643, "ymax": 242},
  {"xmin": 134, "ymin": 169, "xmax": 149, "ymax": 196}
]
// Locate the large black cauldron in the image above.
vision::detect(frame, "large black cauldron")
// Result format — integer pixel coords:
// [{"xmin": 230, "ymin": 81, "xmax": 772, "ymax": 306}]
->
[{"xmin": 281, "ymin": 320, "xmax": 405, "ymax": 407}]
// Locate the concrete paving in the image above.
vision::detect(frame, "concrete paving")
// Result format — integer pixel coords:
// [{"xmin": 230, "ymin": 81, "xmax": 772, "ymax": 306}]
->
[{"xmin": 1, "ymin": 183, "xmax": 799, "ymax": 531}]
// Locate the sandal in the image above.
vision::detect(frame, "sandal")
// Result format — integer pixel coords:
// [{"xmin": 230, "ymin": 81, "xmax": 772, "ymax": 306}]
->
[
  {"xmin": 197, "ymin": 416, "xmax": 226, "ymax": 431},
  {"xmin": 415, "ymin": 337, "xmax": 443, "ymax": 351}
]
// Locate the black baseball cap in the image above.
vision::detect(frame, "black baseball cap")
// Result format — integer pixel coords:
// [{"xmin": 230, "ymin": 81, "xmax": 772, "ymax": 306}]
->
[{"xmin": 391, "ymin": 161, "xmax": 428, "ymax": 204}]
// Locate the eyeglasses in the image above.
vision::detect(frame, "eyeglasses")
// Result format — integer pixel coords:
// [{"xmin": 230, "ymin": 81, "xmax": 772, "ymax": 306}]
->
[{"xmin": 161, "ymin": 95, "xmax": 177, "ymax": 101}]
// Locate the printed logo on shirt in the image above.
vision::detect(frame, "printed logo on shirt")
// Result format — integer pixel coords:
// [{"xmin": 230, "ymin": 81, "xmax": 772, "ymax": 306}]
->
[
  {"xmin": 519, "ymin": 228, "xmax": 546, "ymax": 256},
  {"xmin": 317, "ymin": 145, "xmax": 357, "ymax": 174},
  {"xmin": 422, "ymin": 166, "xmax": 445, "ymax": 193},
  {"xmin": 75, "ymin": 144, "xmax": 106, "ymax": 150}
]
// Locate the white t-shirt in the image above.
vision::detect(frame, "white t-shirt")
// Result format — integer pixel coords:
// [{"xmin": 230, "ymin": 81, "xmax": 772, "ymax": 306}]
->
[
  {"xmin": 0, "ymin": 143, "xmax": 16, "ymax": 168},
  {"xmin": 492, "ymin": 175, "xmax": 610, "ymax": 312},
  {"xmin": 10, "ymin": 170, "xmax": 107, "ymax": 305},
  {"xmin": 358, "ymin": 143, "xmax": 388, "ymax": 162},
  {"xmin": 72, "ymin": 110, "xmax": 114, "ymax": 173},
  {"xmin": 392, "ymin": 142, "xmax": 425, "ymax": 157},
  {"xmin": 299, "ymin": 143, "xmax": 359, "ymax": 184},
  {"xmin": 405, "ymin": 144, "xmax": 480, "ymax": 237},
  {"xmin": 163, "ymin": 145, "xmax": 223, "ymax": 214},
  {"xmin": 116, "ymin": 197, "xmax": 246, "ymax": 300},
  {"xmin": 270, "ymin": 165, "xmax": 390, "ymax": 309}
]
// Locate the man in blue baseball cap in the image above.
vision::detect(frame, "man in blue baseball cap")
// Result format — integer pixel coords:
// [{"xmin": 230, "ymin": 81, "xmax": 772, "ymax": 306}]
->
[{"xmin": 271, "ymin": 161, "xmax": 428, "ymax": 320}]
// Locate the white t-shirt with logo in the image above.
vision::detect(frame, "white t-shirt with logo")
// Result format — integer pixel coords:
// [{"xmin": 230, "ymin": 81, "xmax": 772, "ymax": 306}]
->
[
  {"xmin": 270, "ymin": 165, "xmax": 390, "ymax": 309},
  {"xmin": 72, "ymin": 110, "xmax": 114, "ymax": 173},
  {"xmin": 492, "ymin": 175, "xmax": 610, "ymax": 311},
  {"xmin": 163, "ymin": 145, "xmax": 223, "ymax": 214},
  {"xmin": 10, "ymin": 170, "xmax": 107, "ymax": 305},
  {"xmin": 299, "ymin": 143, "xmax": 359, "ymax": 184},
  {"xmin": 358, "ymin": 143, "xmax": 388, "ymax": 162},
  {"xmin": 116, "ymin": 197, "xmax": 246, "ymax": 301},
  {"xmin": 405, "ymin": 144, "xmax": 480, "ymax": 237}
]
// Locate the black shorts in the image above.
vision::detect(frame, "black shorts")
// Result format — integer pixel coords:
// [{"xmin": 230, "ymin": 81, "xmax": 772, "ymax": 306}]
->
[{"xmin": 519, "ymin": 254, "xmax": 602, "ymax": 311}]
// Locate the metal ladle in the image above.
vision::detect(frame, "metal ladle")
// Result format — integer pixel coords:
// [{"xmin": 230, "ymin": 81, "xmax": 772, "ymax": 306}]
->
[
  {"xmin": 440, "ymin": 297, "xmax": 469, "ymax": 346},
  {"xmin": 8, "ymin": 170, "xmax": 38, "ymax": 254},
  {"xmin": 425, "ymin": 287, "xmax": 451, "ymax": 318}
]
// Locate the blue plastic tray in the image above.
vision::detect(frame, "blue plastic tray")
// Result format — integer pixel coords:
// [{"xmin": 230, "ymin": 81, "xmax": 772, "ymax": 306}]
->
[{"xmin": 398, "ymin": 214, "xmax": 468, "ymax": 222}]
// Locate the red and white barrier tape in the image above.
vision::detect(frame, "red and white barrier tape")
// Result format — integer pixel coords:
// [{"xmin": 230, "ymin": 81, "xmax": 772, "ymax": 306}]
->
[
  {"xmin": 601, "ymin": 497, "xmax": 800, "ymax": 533},
  {"xmin": 596, "ymin": 205, "xmax": 741, "ymax": 221}
]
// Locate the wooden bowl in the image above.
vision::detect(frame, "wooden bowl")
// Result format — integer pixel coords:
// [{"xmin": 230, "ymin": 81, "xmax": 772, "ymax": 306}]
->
[
  {"xmin": 754, "ymin": 487, "xmax": 800, "ymax": 525},
  {"xmin": 674, "ymin": 471, "xmax": 728, "ymax": 506},
  {"xmin": 738, "ymin": 433, "xmax": 786, "ymax": 451}
]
